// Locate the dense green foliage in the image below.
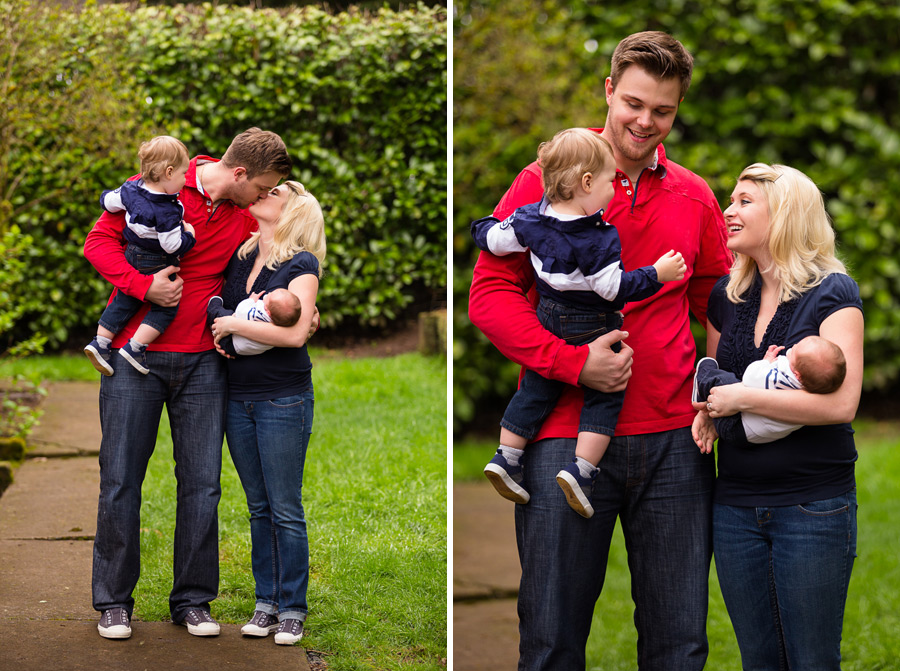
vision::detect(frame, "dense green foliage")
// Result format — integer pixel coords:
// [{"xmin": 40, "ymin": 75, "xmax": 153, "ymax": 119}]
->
[
  {"xmin": 453, "ymin": 0, "xmax": 900, "ymax": 434},
  {"xmin": 2, "ymin": 1, "xmax": 446, "ymax": 351}
]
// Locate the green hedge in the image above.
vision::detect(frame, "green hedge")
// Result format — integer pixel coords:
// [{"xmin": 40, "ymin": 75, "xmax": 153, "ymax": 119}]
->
[
  {"xmin": 3, "ymin": 1, "xmax": 446, "ymax": 350},
  {"xmin": 453, "ymin": 0, "xmax": 900, "ymax": 434}
]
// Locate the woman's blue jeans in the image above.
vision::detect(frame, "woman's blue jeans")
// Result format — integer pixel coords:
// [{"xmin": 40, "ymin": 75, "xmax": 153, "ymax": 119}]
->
[
  {"xmin": 515, "ymin": 430, "xmax": 714, "ymax": 670},
  {"xmin": 226, "ymin": 389, "xmax": 314, "ymax": 621},
  {"xmin": 713, "ymin": 489, "xmax": 857, "ymax": 671},
  {"xmin": 92, "ymin": 350, "xmax": 225, "ymax": 622}
]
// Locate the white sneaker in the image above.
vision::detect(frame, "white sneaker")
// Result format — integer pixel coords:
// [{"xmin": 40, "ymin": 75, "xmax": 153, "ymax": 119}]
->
[
  {"xmin": 241, "ymin": 610, "xmax": 280, "ymax": 637},
  {"xmin": 181, "ymin": 608, "xmax": 220, "ymax": 636},
  {"xmin": 274, "ymin": 618, "xmax": 304, "ymax": 645},
  {"xmin": 98, "ymin": 608, "xmax": 132, "ymax": 639}
]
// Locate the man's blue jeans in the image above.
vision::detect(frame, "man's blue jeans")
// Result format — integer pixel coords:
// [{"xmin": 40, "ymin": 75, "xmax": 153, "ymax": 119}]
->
[
  {"xmin": 92, "ymin": 350, "xmax": 225, "ymax": 622},
  {"xmin": 226, "ymin": 388, "xmax": 314, "ymax": 622},
  {"xmin": 515, "ymin": 430, "xmax": 714, "ymax": 670},
  {"xmin": 713, "ymin": 490, "xmax": 857, "ymax": 670}
]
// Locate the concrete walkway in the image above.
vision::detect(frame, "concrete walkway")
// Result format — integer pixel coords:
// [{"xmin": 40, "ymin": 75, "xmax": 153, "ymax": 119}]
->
[
  {"xmin": 0, "ymin": 381, "xmax": 310, "ymax": 670},
  {"xmin": 452, "ymin": 481, "xmax": 521, "ymax": 670}
]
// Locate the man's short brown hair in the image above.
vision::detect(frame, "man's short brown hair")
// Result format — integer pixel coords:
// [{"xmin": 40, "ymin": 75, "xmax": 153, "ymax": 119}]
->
[
  {"xmin": 610, "ymin": 31, "xmax": 694, "ymax": 100},
  {"xmin": 221, "ymin": 127, "xmax": 293, "ymax": 179}
]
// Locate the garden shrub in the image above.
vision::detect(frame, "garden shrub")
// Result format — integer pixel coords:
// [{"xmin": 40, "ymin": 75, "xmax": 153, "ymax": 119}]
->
[{"xmin": 3, "ymin": 1, "xmax": 446, "ymax": 352}]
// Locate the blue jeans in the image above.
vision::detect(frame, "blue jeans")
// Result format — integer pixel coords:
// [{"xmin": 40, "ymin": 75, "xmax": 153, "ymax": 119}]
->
[
  {"xmin": 516, "ymin": 430, "xmax": 714, "ymax": 670},
  {"xmin": 98, "ymin": 244, "xmax": 179, "ymax": 335},
  {"xmin": 713, "ymin": 490, "xmax": 858, "ymax": 670},
  {"xmin": 226, "ymin": 388, "xmax": 314, "ymax": 621},
  {"xmin": 502, "ymin": 300, "xmax": 625, "ymax": 439},
  {"xmin": 92, "ymin": 350, "xmax": 226, "ymax": 622}
]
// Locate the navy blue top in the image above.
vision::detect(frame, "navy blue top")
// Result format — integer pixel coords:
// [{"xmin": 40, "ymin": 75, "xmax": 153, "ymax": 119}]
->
[
  {"xmin": 101, "ymin": 180, "xmax": 195, "ymax": 257},
  {"xmin": 470, "ymin": 200, "xmax": 662, "ymax": 311},
  {"xmin": 221, "ymin": 249, "xmax": 319, "ymax": 400},
  {"xmin": 708, "ymin": 272, "xmax": 863, "ymax": 506}
]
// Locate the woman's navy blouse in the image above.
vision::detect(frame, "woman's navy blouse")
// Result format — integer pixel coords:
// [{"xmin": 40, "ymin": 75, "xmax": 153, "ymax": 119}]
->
[
  {"xmin": 707, "ymin": 272, "xmax": 863, "ymax": 506},
  {"xmin": 221, "ymin": 249, "xmax": 319, "ymax": 401}
]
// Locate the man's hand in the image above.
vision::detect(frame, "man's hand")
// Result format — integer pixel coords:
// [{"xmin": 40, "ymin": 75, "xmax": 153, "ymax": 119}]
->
[
  {"xmin": 691, "ymin": 403, "xmax": 718, "ymax": 454},
  {"xmin": 144, "ymin": 265, "xmax": 182, "ymax": 307},
  {"xmin": 578, "ymin": 329, "xmax": 633, "ymax": 393}
]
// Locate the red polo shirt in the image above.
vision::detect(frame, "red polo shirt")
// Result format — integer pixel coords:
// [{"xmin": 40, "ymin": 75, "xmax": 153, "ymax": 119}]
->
[
  {"xmin": 83, "ymin": 156, "xmax": 258, "ymax": 352},
  {"xmin": 468, "ymin": 133, "xmax": 732, "ymax": 438}
]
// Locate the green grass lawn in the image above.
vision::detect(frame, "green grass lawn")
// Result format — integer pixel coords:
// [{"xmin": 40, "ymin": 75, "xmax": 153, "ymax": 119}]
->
[
  {"xmin": 5, "ymin": 351, "xmax": 447, "ymax": 671},
  {"xmin": 454, "ymin": 420, "xmax": 900, "ymax": 670}
]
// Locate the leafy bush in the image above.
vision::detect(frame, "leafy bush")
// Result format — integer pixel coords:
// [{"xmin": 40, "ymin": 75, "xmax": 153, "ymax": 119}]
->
[
  {"xmin": 454, "ymin": 0, "xmax": 900, "ymax": 434},
  {"xmin": 3, "ymin": 1, "xmax": 446, "ymax": 351}
]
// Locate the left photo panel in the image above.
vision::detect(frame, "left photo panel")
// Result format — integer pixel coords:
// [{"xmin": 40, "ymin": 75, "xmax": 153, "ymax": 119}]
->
[{"xmin": 0, "ymin": 2, "xmax": 448, "ymax": 671}]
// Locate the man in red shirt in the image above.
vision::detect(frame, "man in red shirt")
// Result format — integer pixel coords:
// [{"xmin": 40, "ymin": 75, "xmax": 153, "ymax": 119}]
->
[
  {"xmin": 468, "ymin": 33, "xmax": 732, "ymax": 669},
  {"xmin": 84, "ymin": 128, "xmax": 292, "ymax": 640}
]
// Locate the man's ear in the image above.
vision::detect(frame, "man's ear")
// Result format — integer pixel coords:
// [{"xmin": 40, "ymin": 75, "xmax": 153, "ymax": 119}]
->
[
  {"xmin": 233, "ymin": 166, "xmax": 247, "ymax": 181},
  {"xmin": 605, "ymin": 77, "xmax": 614, "ymax": 103}
]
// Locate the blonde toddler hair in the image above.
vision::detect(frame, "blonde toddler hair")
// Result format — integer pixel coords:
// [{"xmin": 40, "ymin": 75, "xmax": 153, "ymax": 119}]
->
[
  {"xmin": 139, "ymin": 135, "xmax": 189, "ymax": 184},
  {"xmin": 538, "ymin": 128, "xmax": 615, "ymax": 204}
]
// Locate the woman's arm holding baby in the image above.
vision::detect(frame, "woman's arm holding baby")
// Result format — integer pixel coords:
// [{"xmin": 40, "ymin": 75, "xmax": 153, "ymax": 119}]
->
[
  {"xmin": 708, "ymin": 306, "xmax": 863, "ymax": 425},
  {"xmin": 214, "ymin": 275, "xmax": 319, "ymax": 349}
]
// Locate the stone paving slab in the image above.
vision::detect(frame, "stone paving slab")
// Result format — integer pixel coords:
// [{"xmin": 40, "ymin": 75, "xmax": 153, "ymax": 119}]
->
[
  {"xmin": 27, "ymin": 381, "xmax": 101, "ymax": 457},
  {"xmin": 0, "ymin": 456, "xmax": 99, "ymax": 538},
  {"xmin": 0, "ymin": 620, "xmax": 310, "ymax": 670},
  {"xmin": 0, "ymin": 539, "xmax": 94, "ymax": 619},
  {"xmin": 452, "ymin": 481, "xmax": 520, "ymax": 599},
  {"xmin": 453, "ymin": 481, "xmax": 521, "ymax": 669},
  {"xmin": 452, "ymin": 598, "xmax": 519, "ymax": 671}
]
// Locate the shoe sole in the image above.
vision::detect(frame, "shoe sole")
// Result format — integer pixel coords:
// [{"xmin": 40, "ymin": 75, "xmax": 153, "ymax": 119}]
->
[
  {"xmin": 119, "ymin": 348, "xmax": 150, "ymax": 374},
  {"xmin": 484, "ymin": 464, "xmax": 530, "ymax": 504},
  {"xmin": 185, "ymin": 623, "xmax": 220, "ymax": 636},
  {"xmin": 556, "ymin": 470, "xmax": 594, "ymax": 518},
  {"xmin": 97, "ymin": 624, "xmax": 132, "ymax": 639},
  {"xmin": 84, "ymin": 346, "xmax": 114, "ymax": 376},
  {"xmin": 274, "ymin": 632, "xmax": 304, "ymax": 645},
  {"xmin": 241, "ymin": 623, "xmax": 280, "ymax": 637},
  {"xmin": 692, "ymin": 357, "xmax": 718, "ymax": 403}
]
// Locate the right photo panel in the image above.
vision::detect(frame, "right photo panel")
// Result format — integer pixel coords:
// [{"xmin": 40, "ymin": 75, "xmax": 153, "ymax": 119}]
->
[{"xmin": 452, "ymin": 2, "xmax": 900, "ymax": 670}]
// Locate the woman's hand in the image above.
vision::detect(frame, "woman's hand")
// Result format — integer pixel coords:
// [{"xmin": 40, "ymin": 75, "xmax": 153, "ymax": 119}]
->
[
  {"xmin": 690, "ymin": 403, "xmax": 718, "ymax": 454},
  {"xmin": 706, "ymin": 382, "xmax": 745, "ymax": 418},
  {"xmin": 211, "ymin": 315, "xmax": 240, "ymax": 342}
]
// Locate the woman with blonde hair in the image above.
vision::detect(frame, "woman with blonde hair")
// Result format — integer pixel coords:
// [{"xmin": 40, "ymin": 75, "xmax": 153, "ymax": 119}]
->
[
  {"xmin": 211, "ymin": 180, "xmax": 325, "ymax": 645},
  {"xmin": 692, "ymin": 163, "xmax": 863, "ymax": 669}
]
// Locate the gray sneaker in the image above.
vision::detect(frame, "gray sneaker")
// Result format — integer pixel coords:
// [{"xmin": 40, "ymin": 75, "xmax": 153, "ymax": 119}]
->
[
  {"xmin": 181, "ymin": 607, "xmax": 220, "ymax": 636},
  {"xmin": 98, "ymin": 607, "xmax": 131, "ymax": 639},
  {"xmin": 241, "ymin": 610, "xmax": 280, "ymax": 637},
  {"xmin": 274, "ymin": 618, "xmax": 304, "ymax": 645}
]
